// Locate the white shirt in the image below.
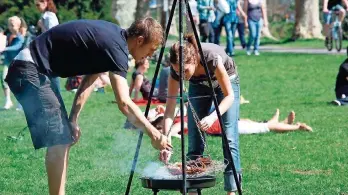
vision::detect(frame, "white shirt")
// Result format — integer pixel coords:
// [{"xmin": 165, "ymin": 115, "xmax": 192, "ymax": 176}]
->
[
  {"xmin": 41, "ymin": 11, "xmax": 59, "ymax": 32},
  {"xmin": 188, "ymin": 0, "xmax": 199, "ymax": 16}
]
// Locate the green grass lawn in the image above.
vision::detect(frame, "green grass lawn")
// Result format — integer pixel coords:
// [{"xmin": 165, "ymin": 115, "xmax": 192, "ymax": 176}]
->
[{"xmin": 1, "ymin": 52, "xmax": 348, "ymax": 194}]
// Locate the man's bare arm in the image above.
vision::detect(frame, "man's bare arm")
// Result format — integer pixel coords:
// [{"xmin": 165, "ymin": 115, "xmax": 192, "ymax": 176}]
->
[
  {"xmin": 69, "ymin": 74, "xmax": 100, "ymax": 123},
  {"xmin": 109, "ymin": 72, "xmax": 172, "ymax": 151},
  {"xmin": 109, "ymin": 73, "xmax": 158, "ymax": 136}
]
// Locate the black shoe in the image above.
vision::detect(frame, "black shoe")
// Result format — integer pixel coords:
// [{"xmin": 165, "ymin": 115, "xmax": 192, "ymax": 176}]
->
[{"xmin": 325, "ymin": 37, "xmax": 329, "ymax": 47}]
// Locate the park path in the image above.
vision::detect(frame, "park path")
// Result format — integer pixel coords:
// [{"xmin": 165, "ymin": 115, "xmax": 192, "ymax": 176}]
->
[{"xmin": 164, "ymin": 39, "xmax": 346, "ymax": 55}]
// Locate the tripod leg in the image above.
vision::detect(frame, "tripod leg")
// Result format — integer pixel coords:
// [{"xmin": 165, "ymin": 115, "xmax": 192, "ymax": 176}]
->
[
  {"xmin": 179, "ymin": 0, "xmax": 188, "ymax": 194},
  {"xmin": 197, "ymin": 189, "xmax": 202, "ymax": 195},
  {"xmin": 124, "ymin": 1, "xmax": 178, "ymax": 194},
  {"xmin": 184, "ymin": 1, "xmax": 242, "ymax": 194},
  {"xmin": 153, "ymin": 189, "xmax": 160, "ymax": 195}
]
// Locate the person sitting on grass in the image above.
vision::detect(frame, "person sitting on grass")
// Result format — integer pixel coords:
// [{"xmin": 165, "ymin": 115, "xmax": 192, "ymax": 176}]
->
[
  {"xmin": 332, "ymin": 58, "xmax": 348, "ymax": 106},
  {"xmin": 129, "ymin": 58, "xmax": 153, "ymax": 101}
]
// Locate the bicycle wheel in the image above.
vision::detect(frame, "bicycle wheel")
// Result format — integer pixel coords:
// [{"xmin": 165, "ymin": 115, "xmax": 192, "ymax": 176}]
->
[
  {"xmin": 326, "ymin": 33, "xmax": 333, "ymax": 51},
  {"xmin": 335, "ymin": 27, "xmax": 343, "ymax": 52}
]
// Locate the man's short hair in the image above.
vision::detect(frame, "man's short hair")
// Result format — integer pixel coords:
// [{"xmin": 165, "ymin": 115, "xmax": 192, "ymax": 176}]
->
[{"xmin": 127, "ymin": 17, "xmax": 164, "ymax": 45}]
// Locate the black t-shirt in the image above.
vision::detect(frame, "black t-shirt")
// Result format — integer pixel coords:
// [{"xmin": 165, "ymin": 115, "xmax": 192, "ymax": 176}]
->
[
  {"xmin": 328, "ymin": 0, "xmax": 342, "ymax": 10},
  {"xmin": 335, "ymin": 59, "xmax": 348, "ymax": 98},
  {"xmin": 29, "ymin": 19, "xmax": 129, "ymax": 78}
]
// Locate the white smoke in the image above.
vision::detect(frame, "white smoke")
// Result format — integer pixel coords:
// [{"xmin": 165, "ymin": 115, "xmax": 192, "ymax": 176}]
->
[{"xmin": 141, "ymin": 162, "xmax": 176, "ymax": 179}]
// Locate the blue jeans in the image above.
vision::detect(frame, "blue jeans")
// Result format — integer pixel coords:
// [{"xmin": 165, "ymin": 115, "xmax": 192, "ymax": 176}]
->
[
  {"xmin": 237, "ymin": 22, "xmax": 246, "ymax": 48},
  {"xmin": 187, "ymin": 75, "xmax": 241, "ymax": 192},
  {"xmin": 247, "ymin": 19, "xmax": 263, "ymax": 52},
  {"xmin": 199, "ymin": 20, "xmax": 215, "ymax": 43},
  {"xmin": 214, "ymin": 19, "xmax": 238, "ymax": 55},
  {"xmin": 323, "ymin": 5, "xmax": 344, "ymax": 24},
  {"xmin": 51, "ymin": 76, "xmax": 61, "ymax": 92}
]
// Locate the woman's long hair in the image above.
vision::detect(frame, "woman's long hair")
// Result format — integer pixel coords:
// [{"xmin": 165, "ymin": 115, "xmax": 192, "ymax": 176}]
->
[
  {"xmin": 39, "ymin": 0, "xmax": 57, "ymax": 13},
  {"xmin": 169, "ymin": 34, "xmax": 200, "ymax": 65}
]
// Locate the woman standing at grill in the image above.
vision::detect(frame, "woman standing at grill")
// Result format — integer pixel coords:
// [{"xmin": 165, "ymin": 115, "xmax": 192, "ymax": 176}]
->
[{"xmin": 160, "ymin": 34, "xmax": 241, "ymax": 195}]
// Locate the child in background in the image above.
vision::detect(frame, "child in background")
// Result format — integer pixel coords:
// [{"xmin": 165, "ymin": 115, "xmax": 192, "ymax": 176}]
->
[{"xmin": 0, "ymin": 16, "xmax": 24, "ymax": 109}]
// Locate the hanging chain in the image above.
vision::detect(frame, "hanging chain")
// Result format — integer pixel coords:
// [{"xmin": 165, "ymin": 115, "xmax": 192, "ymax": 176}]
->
[
  {"xmin": 184, "ymin": 4, "xmax": 209, "ymax": 153},
  {"xmin": 186, "ymin": 94, "xmax": 209, "ymax": 153}
]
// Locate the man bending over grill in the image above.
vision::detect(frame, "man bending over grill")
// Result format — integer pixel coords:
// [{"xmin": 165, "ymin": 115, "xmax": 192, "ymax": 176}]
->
[{"xmin": 4, "ymin": 18, "xmax": 172, "ymax": 195}]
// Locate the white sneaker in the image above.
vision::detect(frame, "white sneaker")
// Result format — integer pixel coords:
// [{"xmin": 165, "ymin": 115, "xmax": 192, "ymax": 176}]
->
[
  {"xmin": 331, "ymin": 100, "xmax": 341, "ymax": 106},
  {"xmin": 254, "ymin": 50, "xmax": 260, "ymax": 56},
  {"xmin": 16, "ymin": 104, "xmax": 23, "ymax": 111},
  {"xmin": 4, "ymin": 100, "xmax": 13, "ymax": 110},
  {"xmin": 246, "ymin": 50, "xmax": 251, "ymax": 56}
]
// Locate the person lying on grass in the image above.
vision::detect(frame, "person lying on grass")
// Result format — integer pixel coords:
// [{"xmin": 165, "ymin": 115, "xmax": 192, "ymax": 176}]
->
[
  {"xmin": 5, "ymin": 17, "xmax": 171, "ymax": 195},
  {"xmin": 146, "ymin": 107, "xmax": 312, "ymax": 139}
]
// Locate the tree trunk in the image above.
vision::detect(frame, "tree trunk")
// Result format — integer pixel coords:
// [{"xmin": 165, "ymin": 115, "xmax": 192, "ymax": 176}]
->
[
  {"xmin": 292, "ymin": 0, "xmax": 323, "ymax": 40},
  {"xmin": 112, "ymin": 0, "xmax": 137, "ymax": 28},
  {"xmin": 167, "ymin": 0, "xmax": 178, "ymax": 37},
  {"xmin": 262, "ymin": 0, "xmax": 278, "ymax": 40},
  {"xmin": 135, "ymin": 0, "xmax": 151, "ymax": 20}
]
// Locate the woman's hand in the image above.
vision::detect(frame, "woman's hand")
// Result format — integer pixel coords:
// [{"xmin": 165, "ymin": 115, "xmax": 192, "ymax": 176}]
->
[
  {"xmin": 159, "ymin": 149, "xmax": 172, "ymax": 164},
  {"xmin": 199, "ymin": 113, "xmax": 217, "ymax": 132}
]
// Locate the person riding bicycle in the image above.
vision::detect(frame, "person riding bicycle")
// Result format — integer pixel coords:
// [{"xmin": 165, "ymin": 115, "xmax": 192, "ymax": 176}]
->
[{"xmin": 323, "ymin": 0, "xmax": 348, "ymax": 46}]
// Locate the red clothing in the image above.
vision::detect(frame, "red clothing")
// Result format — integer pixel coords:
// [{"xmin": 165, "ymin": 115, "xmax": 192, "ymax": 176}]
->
[
  {"xmin": 172, "ymin": 116, "xmax": 221, "ymax": 135},
  {"xmin": 206, "ymin": 120, "xmax": 222, "ymax": 135},
  {"xmin": 173, "ymin": 116, "xmax": 189, "ymax": 134}
]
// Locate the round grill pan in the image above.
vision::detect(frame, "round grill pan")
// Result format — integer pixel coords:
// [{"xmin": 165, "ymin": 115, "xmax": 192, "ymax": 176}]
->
[{"xmin": 140, "ymin": 175, "xmax": 216, "ymax": 190}]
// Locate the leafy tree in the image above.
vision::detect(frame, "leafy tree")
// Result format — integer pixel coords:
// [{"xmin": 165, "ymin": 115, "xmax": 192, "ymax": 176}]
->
[{"xmin": 0, "ymin": 0, "xmax": 116, "ymax": 31}]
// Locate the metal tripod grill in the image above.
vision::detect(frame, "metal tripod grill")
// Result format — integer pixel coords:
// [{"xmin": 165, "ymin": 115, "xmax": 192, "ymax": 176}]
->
[{"xmin": 125, "ymin": 0, "xmax": 242, "ymax": 193}]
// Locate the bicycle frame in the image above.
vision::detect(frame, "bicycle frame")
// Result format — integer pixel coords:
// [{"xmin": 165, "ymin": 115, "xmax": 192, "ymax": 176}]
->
[{"xmin": 331, "ymin": 10, "xmax": 341, "ymax": 40}]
